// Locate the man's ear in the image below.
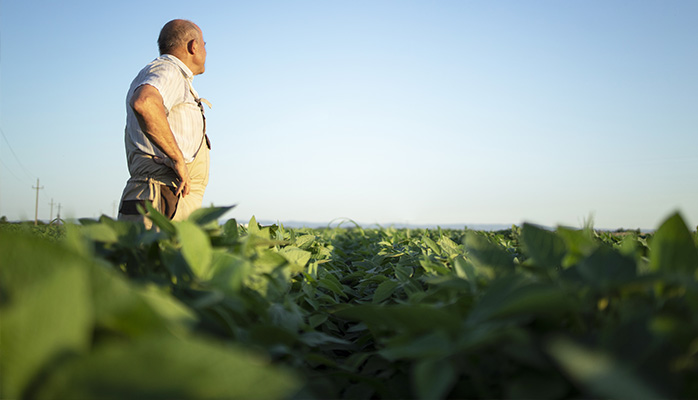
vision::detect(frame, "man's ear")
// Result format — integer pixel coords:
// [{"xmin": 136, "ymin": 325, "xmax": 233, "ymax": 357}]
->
[{"xmin": 187, "ymin": 39, "xmax": 197, "ymax": 55}]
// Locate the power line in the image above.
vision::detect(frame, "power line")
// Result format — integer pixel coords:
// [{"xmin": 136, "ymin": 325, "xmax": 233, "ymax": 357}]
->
[
  {"xmin": 0, "ymin": 156, "xmax": 21, "ymax": 181},
  {"xmin": 0, "ymin": 126, "xmax": 35, "ymax": 180}
]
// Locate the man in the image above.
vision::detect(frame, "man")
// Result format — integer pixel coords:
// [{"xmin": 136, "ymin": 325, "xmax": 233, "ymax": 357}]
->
[{"xmin": 118, "ymin": 19, "xmax": 210, "ymax": 227}]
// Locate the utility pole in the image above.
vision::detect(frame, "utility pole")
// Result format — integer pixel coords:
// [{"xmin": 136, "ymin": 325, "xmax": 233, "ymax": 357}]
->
[
  {"xmin": 33, "ymin": 178, "xmax": 43, "ymax": 225},
  {"xmin": 49, "ymin": 198, "xmax": 55, "ymax": 221},
  {"xmin": 57, "ymin": 203, "xmax": 61, "ymax": 221}
]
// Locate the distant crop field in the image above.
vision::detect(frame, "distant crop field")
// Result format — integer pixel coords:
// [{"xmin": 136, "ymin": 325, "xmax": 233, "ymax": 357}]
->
[{"xmin": 2, "ymin": 206, "xmax": 697, "ymax": 399}]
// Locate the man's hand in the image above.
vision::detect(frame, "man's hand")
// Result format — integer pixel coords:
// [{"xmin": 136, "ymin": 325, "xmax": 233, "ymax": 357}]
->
[
  {"xmin": 131, "ymin": 84, "xmax": 190, "ymax": 196},
  {"xmin": 153, "ymin": 156, "xmax": 190, "ymax": 197},
  {"xmin": 172, "ymin": 160, "xmax": 191, "ymax": 197}
]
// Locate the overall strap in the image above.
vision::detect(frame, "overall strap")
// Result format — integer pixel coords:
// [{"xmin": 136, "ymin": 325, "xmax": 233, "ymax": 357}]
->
[{"xmin": 168, "ymin": 57, "xmax": 212, "ymax": 146}]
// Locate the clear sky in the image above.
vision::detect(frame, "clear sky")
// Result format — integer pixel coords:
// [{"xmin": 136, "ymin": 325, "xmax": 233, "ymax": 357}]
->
[{"xmin": 1, "ymin": 0, "xmax": 696, "ymax": 230}]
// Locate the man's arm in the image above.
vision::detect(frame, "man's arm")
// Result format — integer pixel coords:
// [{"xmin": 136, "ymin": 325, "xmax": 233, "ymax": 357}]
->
[{"xmin": 130, "ymin": 84, "xmax": 191, "ymax": 197}]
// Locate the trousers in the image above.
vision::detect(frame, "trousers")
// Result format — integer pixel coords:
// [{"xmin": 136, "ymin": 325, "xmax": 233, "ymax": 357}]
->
[{"xmin": 118, "ymin": 142, "xmax": 210, "ymax": 228}]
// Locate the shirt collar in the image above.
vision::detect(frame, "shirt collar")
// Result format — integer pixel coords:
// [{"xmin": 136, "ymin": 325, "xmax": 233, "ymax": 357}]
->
[{"xmin": 160, "ymin": 54, "xmax": 193, "ymax": 79}]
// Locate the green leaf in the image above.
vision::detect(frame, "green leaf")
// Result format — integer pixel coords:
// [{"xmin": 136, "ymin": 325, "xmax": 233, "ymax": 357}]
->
[
  {"xmin": 575, "ymin": 246, "xmax": 637, "ymax": 291},
  {"xmin": 308, "ymin": 313, "xmax": 328, "ymax": 329},
  {"xmin": 557, "ymin": 226, "xmax": 598, "ymax": 267},
  {"xmin": 413, "ymin": 357, "xmax": 457, "ymax": 400},
  {"xmin": 176, "ymin": 221, "xmax": 213, "ymax": 280},
  {"xmin": 372, "ymin": 280, "xmax": 399, "ymax": 303},
  {"xmin": 419, "ymin": 257, "xmax": 451, "ymax": 275},
  {"xmin": 318, "ymin": 275, "xmax": 346, "ymax": 297},
  {"xmin": 547, "ymin": 337, "xmax": 664, "ymax": 400},
  {"xmin": 89, "ymin": 259, "xmax": 192, "ymax": 337},
  {"xmin": 521, "ymin": 223, "xmax": 566, "ymax": 270},
  {"xmin": 278, "ymin": 246, "xmax": 312, "ymax": 271},
  {"xmin": 37, "ymin": 336, "xmax": 301, "ymax": 400},
  {"xmin": 294, "ymin": 234, "xmax": 317, "ymax": 249},
  {"xmin": 335, "ymin": 305, "xmax": 460, "ymax": 336},
  {"xmin": 318, "ymin": 275, "xmax": 346, "ymax": 298},
  {"xmin": 299, "ymin": 331, "xmax": 351, "ymax": 347},
  {"xmin": 649, "ymin": 212, "xmax": 698, "ymax": 275},
  {"xmin": 453, "ymin": 256, "xmax": 478, "ymax": 293},
  {"xmin": 380, "ymin": 331, "xmax": 452, "ymax": 361},
  {"xmin": 438, "ymin": 235, "xmax": 462, "ymax": 258},
  {"xmin": 144, "ymin": 202, "xmax": 176, "ymax": 236},
  {"xmin": 465, "ymin": 232, "xmax": 514, "ymax": 274},
  {"xmin": 422, "ymin": 235, "xmax": 442, "ymax": 256},
  {"xmin": 0, "ymin": 232, "xmax": 92, "ymax": 399},
  {"xmin": 78, "ymin": 223, "xmax": 119, "ymax": 244},
  {"xmin": 247, "ymin": 216, "xmax": 264, "ymax": 237},
  {"xmin": 467, "ymin": 276, "xmax": 571, "ymax": 324},
  {"xmin": 187, "ymin": 205, "xmax": 235, "ymax": 227},
  {"xmin": 223, "ymin": 218, "xmax": 239, "ymax": 240},
  {"xmin": 249, "ymin": 324, "xmax": 298, "ymax": 347},
  {"xmin": 209, "ymin": 253, "xmax": 251, "ymax": 293}
]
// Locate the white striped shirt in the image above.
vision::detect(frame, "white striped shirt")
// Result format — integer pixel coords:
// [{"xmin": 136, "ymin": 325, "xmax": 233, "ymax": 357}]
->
[{"xmin": 125, "ymin": 54, "xmax": 205, "ymax": 162}]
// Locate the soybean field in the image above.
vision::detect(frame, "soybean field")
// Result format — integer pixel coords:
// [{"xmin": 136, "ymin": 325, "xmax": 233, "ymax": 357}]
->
[{"xmin": 2, "ymin": 205, "xmax": 698, "ymax": 399}]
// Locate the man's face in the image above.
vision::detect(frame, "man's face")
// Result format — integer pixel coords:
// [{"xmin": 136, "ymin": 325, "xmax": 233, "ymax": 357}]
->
[{"xmin": 193, "ymin": 27, "xmax": 207, "ymax": 75}]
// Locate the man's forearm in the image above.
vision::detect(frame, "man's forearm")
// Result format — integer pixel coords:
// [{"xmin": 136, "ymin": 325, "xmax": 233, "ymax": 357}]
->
[
  {"xmin": 130, "ymin": 84, "xmax": 185, "ymax": 165},
  {"xmin": 130, "ymin": 84, "xmax": 191, "ymax": 196}
]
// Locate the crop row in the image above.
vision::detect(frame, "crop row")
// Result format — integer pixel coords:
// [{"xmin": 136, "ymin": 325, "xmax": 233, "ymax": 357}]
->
[{"xmin": 2, "ymin": 206, "xmax": 697, "ymax": 399}]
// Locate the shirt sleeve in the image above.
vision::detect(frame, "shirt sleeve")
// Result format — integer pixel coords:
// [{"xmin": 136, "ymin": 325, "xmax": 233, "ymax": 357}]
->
[{"xmin": 137, "ymin": 62, "xmax": 182, "ymax": 113}]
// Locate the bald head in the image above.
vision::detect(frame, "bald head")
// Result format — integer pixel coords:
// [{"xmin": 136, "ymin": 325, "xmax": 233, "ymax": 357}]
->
[{"xmin": 158, "ymin": 19, "xmax": 201, "ymax": 55}]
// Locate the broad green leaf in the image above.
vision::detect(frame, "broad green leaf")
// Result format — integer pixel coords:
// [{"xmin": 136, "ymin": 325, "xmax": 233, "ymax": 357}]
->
[
  {"xmin": 97, "ymin": 215, "xmax": 145, "ymax": 246},
  {"xmin": 422, "ymin": 235, "xmax": 442, "ymax": 256},
  {"xmin": 209, "ymin": 253, "xmax": 251, "ymax": 293},
  {"xmin": 187, "ymin": 205, "xmax": 235, "ymax": 227},
  {"xmin": 294, "ymin": 234, "xmax": 317, "ymax": 249},
  {"xmin": 438, "ymin": 235, "xmax": 462, "ymax": 258},
  {"xmin": 575, "ymin": 246, "xmax": 636, "ymax": 291},
  {"xmin": 547, "ymin": 337, "xmax": 664, "ymax": 400},
  {"xmin": 318, "ymin": 275, "xmax": 346, "ymax": 298},
  {"xmin": 299, "ymin": 331, "xmax": 351, "ymax": 347},
  {"xmin": 278, "ymin": 246, "xmax": 312, "ymax": 271},
  {"xmin": 521, "ymin": 223, "xmax": 566, "ymax": 270},
  {"xmin": 254, "ymin": 250, "xmax": 288, "ymax": 272},
  {"xmin": 249, "ymin": 324, "xmax": 298, "ymax": 347},
  {"xmin": 649, "ymin": 212, "xmax": 698, "ymax": 276},
  {"xmin": 89, "ymin": 259, "xmax": 191, "ymax": 336},
  {"xmin": 144, "ymin": 202, "xmax": 176, "ymax": 236},
  {"xmin": 453, "ymin": 256, "xmax": 478, "ymax": 293},
  {"xmin": 160, "ymin": 241, "xmax": 194, "ymax": 282},
  {"xmin": 380, "ymin": 331, "xmax": 452, "ymax": 360},
  {"xmin": 176, "ymin": 221, "xmax": 213, "ymax": 279},
  {"xmin": 335, "ymin": 305, "xmax": 460, "ymax": 336},
  {"xmin": 419, "ymin": 257, "xmax": 451, "ymax": 275},
  {"xmin": 139, "ymin": 285, "xmax": 197, "ymax": 327},
  {"xmin": 268, "ymin": 303, "xmax": 304, "ymax": 333},
  {"xmin": 467, "ymin": 276, "xmax": 571, "ymax": 324},
  {"xmin": 247, "ymin": 216, "xmax": 265, "ymax": 238},
  {"xmin": 223, "ymin": 218, "xmax": 239, "ymax": 240},
  {"xmin": 78, "ymin": 223, "xmax": 119, "ymax": 244},
  {"xmin": 0, "ymin": 232, "xmax": 92, "ymax": 399},
  {"xmin": 557, "ymin": 226, "xmax": 597, "ymax": 267},
  {"xmin": 465, "ymin": 233, "xmax": 514, "ymax": 273},
  {"xmin": 372, "ymin": 280, "xmax": 399, "ymax": 303},
  {"xmin": 413, "ymin": 357, "xmax": 457, "ymax": 400},
  {"xmin": 37, "ymin": 336, "xmax": 301, "ymax": 400},
  {"xmin": 308, "ymin": 313, "xmax": 329, "ymax": 328}
]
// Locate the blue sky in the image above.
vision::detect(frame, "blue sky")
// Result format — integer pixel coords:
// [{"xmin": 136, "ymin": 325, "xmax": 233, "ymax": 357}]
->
[{"xmin": 1, "ymin": 0, "xmax": 696, "ymax": 229}]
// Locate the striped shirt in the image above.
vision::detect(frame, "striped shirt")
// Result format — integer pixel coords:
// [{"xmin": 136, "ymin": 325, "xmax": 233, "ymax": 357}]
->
[{"xmin": 125, "ymin": 54, "xmax": 205, "ymax": 163}]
